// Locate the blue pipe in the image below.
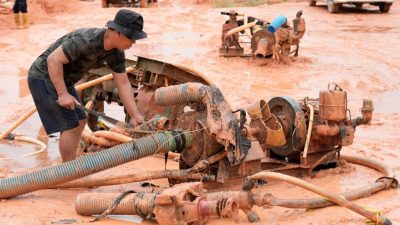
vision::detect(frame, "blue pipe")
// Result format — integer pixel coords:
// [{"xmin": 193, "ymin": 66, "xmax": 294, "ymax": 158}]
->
[{"xmin": 268, "ymin": 15, "xmax": 287, "ymax": 33}]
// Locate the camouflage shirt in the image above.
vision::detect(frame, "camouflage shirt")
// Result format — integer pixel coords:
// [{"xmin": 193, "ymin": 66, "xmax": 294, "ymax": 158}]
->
[{"xmin": 28, "ymin": 28, "xmax": 126, "ymax": 86}]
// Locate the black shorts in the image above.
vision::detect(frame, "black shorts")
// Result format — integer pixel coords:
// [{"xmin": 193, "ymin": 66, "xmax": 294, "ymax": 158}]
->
[{"xmin": 28, "ymin": 76, "xmax": 86, "ymax": 135}]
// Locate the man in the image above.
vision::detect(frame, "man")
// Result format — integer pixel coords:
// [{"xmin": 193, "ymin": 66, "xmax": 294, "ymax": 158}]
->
[
  {"xmin": 28, "ymin": 9, "xmax": 146, "ymax": 162},
  {"xmin": 13, "ymin": 0, "xmax": 28, "ymax": 29}
]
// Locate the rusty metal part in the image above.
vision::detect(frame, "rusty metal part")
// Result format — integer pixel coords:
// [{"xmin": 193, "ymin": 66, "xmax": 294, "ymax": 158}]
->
[
  {"xmin": 292, "ymin": 10, "xmax": 306, "ymax": 45},
  {"xmin": 207, "ymin": 190, "xmax": 259, "ymax": 222},
  {"xmin": 267, "ymin": 96, "xmax": 306, "ymax": 157},
  {"xmin": 53, "ymin": 152, "xmax": 226, "ymax": 189},
  {"xmin": 352, "ymin": 99, "xmax": 374, "ymax": 126},
  {"xmin": 251, "ymin": 30, "xmax": 275, "ymax": 58},
  {"xmin": 221, "ymin": 23, "xmax": 240, "ymax": 48},
  {"xmin": 254, "ymin": 38, "xmax": 269, "ymax": 59},
  {"xmin": 265, "ymin": 114, "xmax": 286, "ymax": 147},
  {"xmin": 80, "ymin": 54, "xmax": 373, "ymax": 187},
  {"xmin": 135, "ymin": 56, "xmax": 208, "ymax": 84},
  {"xmin": 246, "ymin": 99, "xmax": 271, "ymax": 120},
  {"xmin": 319, "ymin": 84, "xmax": 347, "ymax": 121},
  {"xmin": 76, "ymin": 182, "xmax": 239, "ymax": 225},
  {"xmin": 314, "ymin": 124, "xmax": 340, "ymax": 136},
  {"xmin": 154, "ymin": 182, "xmax": 238, "ymax": 225},
  {"xmin": 155, "ymin": 83, "xmax": 250, "ymax": 166},
  {"xmin": 292, "ymin": 18, "xmax": 306, "ymax": 44}
]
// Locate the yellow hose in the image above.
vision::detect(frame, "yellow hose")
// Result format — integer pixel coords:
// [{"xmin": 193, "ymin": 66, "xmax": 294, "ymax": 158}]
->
[
  {"xmin": 81, "ymin": 130, "xmax": 113, "ymax": 147},
  {"xmin": 302, "ymin": 104, "xmax": 314, "ymax": 159},
  {"xmin": 226, "ymin": 21, "xmax": 257, "ymax": 37},
  {"xmin": 0, "ymin": 135, "xmax": 47, "ymax": 160},
  {"xmin": 249, "ymin": 171, "xmax": 391, "ymax": 225},
  {"xmin": 93, "ymin": 130, "xmax": 133, "ymax": 143}
]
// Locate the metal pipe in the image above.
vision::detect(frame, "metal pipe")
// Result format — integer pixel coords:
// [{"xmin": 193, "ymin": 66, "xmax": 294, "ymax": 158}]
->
[
  {"xmin": 0, "ymin": 130, "xmax": 192, "ymax": 199},
  {"xmin": 254, "ymin": 38, "xmax": 268, "ymax": 59},
  {"xmin": 352, "ymin": 99, "xmax": 374, "ymax": 126}
]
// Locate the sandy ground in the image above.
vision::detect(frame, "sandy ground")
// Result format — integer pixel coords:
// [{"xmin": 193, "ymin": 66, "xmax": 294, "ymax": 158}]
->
[{"xmin": 0, "ymin": 0, "xmax": 399, "ymax": 224}]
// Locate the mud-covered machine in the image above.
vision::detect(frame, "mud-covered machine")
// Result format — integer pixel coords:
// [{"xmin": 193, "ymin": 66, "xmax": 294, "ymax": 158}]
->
[
  {"xmin": 219, "ymin": 10, "xmax": 306, "ymax": 62},
  {"xmin": 79, "ymin": 56, "xmax": 374, "ymax": 181},
  {"xmin": 0, "ymin": 56, "xmax": 396, "ymax": 225}
]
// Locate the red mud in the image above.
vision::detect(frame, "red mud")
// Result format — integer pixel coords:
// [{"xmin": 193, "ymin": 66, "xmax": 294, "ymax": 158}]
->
[{"xmin": 0, "ymin": 0, "xmax": 399, "ymax": 224}]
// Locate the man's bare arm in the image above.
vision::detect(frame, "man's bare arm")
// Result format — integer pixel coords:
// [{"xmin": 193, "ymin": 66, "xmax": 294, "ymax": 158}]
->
[
  {"xmin": 113, "ymin": 72, "xmax": 144, "ymax": 126},
  {"xmin": 47, "ymin": 46, "xmax": 80, "ymax": 110}
]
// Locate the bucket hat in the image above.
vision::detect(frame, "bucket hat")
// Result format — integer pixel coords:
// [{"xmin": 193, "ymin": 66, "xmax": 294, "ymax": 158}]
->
[{"xmin": 106, "ymin": 9, "xmax": 147, "ymax": 40}]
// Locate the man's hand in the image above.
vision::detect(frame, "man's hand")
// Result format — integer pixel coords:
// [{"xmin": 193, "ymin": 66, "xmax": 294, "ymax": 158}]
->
[
  {"xmin": 130, "ymin": 113, "xmax": 145, "ymax": 126},
  {"xmin": 58, "ymin": 92, "xmax": 80, "ymax": 110}
]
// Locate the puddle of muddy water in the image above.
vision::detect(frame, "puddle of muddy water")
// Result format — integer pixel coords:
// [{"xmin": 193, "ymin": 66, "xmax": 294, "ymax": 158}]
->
[
  {"xmin": 375, "ymin": 90, "xmax": 400, "ymax": 114},
  {"xmin": 0, "ymin": 63, "xmax": 131, "ymax": 171},
  {"xmin": 0, "ymin": 67, "xmax": 59, "ymax": 170}
]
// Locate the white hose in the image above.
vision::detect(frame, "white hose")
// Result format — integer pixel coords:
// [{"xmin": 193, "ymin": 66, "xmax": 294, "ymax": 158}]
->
[
  {"xmin": 0, "ymin": 135, "xmax": 47, "ymax": 160},
  {"xmin": 302, "ymin": 104, "xmax": 314, "ymax": 159}
]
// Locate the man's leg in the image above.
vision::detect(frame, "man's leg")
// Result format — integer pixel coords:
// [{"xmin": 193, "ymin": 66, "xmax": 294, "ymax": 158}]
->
[{"xmin": 59, "ymin": 119, "xmax": 86, "ymax": 162}]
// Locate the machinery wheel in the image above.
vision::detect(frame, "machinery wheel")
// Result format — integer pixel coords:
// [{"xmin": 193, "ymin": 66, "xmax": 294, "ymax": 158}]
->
[
  {"xmin": 267, "ymin": 96, "xmax": 306, "ymax": 157},
  {"xmin": 309, "ymin": 0, "xmax": 317, "ymax": 6},
  {"xmin": 379, "ymin": 3, "xmax": 391, "ymax": 12},
  {"xmin": 327, "ymin": 0, "xmax": 341, "ymax": 13}
]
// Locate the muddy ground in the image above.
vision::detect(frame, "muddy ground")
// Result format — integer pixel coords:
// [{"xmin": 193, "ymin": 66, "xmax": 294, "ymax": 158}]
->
[{"xmin": 0, "ymin": 0, "xmax": 399, "ymax": 224}]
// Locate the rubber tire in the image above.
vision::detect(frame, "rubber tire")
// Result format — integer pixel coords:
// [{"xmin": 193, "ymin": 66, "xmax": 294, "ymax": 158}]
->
[
  {"xmin": 309, "ymin": 0, "xmax": 317, "ymax": 6},
  {"xmin": 327, "ymin": 0, "xmax": 340, "ymax": 13},
  {"xmin": 379, "ymin": 3, "xmax": 391, "ymax": 13}
]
